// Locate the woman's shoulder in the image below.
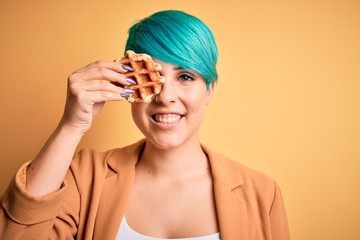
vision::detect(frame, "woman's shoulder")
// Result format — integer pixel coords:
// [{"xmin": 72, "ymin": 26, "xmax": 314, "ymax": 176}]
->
[
  {"xmin": 203, "ymin": 144, "xmax": 278, "ymax": 194},
  {"xmin": 71, "ymin": 140, "xmax": 144, "ymax": 170},
  {"xmin": 225, "ymin": 155, "xmax": 274, "ymax": 184},
  {"xmin": 68, "ymin": 140, "xmax": 144, "ymax": 190}
]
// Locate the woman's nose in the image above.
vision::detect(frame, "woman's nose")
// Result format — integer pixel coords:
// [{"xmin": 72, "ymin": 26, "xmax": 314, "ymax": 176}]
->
[{"xmin": 155, "ymin": 79, "xmax": 176, "ymax": 105}]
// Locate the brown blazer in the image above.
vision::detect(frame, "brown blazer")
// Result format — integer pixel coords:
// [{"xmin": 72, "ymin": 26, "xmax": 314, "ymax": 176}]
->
[{"xmin": 1, "ymin": 140, "xmax": 290, "ymax": 239}]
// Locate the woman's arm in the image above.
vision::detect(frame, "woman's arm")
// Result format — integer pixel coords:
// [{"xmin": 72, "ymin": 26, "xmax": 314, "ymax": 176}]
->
[
  {"xmin": 269, "ymin": 182, "xmax": 291, "ymax": 240},
  {"xmin": 26, "ymin": 61, "xmax": 132, "ymax": 197},
  {"xmin": 0, "ymin": 60, "xmax": 133, "ymax": 240}
]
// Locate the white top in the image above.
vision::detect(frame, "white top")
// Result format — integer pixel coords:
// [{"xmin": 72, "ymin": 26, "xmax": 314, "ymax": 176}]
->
[{"xmin": 116, "ymin": 217, "xmax": 220, "ymax": 240}]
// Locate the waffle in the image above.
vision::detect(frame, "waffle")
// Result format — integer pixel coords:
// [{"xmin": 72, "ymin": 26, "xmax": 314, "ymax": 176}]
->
[{"xmin": 116, "ymin": 50, "xmax": 165, "ymax": 103}]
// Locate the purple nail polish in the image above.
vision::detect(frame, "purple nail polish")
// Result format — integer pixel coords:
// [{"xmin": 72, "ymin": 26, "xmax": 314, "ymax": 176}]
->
[
  {"xmin": 121, "ymin": 64, "xmax": 133, "ymax": 71},
  {"xmin": 120, "ymin": 93, "xmax": 130, "ymax": 98},
  {"xmin": 126, "ymin": 77, "xmax": 137, "ymax": 85},
  {"xmin": 124, "ymin": 88, "xmax": 136, "ymax": 93}
]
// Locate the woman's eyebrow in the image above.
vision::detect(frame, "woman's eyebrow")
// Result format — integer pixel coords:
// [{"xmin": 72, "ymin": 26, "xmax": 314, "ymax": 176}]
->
[{"xmin": 159, "ymin": 66, "xmax": 183, "ymax": 75}]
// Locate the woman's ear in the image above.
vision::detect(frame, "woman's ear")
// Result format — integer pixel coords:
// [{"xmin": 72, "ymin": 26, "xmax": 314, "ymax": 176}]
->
[{"xmin": 205, "ymin": 83, "xmax": 215, "ymax": 105}]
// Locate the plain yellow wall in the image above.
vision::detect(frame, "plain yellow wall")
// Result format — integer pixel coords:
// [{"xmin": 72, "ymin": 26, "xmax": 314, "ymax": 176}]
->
[{"xmin": 1, "ymin": 1, "xmax": 359, "ymax": 239}]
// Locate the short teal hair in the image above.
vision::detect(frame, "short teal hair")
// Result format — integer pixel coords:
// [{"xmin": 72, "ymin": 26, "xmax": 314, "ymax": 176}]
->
[{"xmin": 125, "ymin": 10, "xmax": 218, "ymax": 88}]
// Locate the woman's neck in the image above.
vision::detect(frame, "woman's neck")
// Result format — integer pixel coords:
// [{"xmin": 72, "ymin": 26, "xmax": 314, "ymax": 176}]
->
[{"xmin": 137, "ymin": 139, "xmax": 209, "ymax": 181}]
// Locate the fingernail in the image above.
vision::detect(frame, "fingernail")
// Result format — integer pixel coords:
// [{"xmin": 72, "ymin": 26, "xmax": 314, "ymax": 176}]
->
[
  {"xmin": 124, "ymin": 88, "xmax": 136, "ymax": 93},
  {"xmin": 120, "ymin": 93, "xmax": 130, "ymax": 98},
  {"xmin": 126, "ymin": 77, "xmax": 137, "ymax": 85},
  {"xmin": 121, "ymin": 64, "xmax": 133, "ymax": 71}
]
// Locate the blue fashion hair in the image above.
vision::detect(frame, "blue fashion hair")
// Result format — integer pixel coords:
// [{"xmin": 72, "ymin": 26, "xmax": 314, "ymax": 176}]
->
[{"xmin": 124, "ymin": 10, "xmax": 218, "ymax": 88}]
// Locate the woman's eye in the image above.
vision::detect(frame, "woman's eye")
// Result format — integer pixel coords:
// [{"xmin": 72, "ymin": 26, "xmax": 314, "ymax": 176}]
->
[{"xmin": 178, "ymin": 74, "xmax": 194, "ymax": 81}]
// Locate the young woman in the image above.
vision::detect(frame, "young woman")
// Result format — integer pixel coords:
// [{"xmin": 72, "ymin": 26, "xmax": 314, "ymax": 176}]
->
[{"xmin": 0, "ymin": 10, "xmax": 290, "ymax": 240}]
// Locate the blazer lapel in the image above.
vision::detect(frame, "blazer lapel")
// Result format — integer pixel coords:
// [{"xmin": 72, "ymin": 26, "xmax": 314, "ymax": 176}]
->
[
  {"xmin": 203, "ymin": 144, "xmax": 247, "ymax": 240},
  {"xmin": 93, "ymin": 140, "xmax": 145, "ymax": 239},
  {"xmin": 213, "ymin": 180, "xmax": 248, "ymax": 240}
]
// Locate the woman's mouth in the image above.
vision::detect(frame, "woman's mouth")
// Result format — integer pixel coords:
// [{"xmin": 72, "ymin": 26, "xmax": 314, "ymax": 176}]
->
[{"xmin": 151, "ymin": 113, "xmax": 184, "ymax": 124}]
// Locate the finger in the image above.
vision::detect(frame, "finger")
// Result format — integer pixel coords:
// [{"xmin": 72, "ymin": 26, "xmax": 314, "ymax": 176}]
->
[
  {"xmin": 78, "ymin": 79, "xmax": 124, "ymax": 92},
  {"xmin": 79, "ymin": 80, "xmax": 136, "ymax": 96},
  {"xmin": 77, "ymin": 61, "xmax": 131, "ymax": 74},
  {"xmin": 87, "ymin": 90, "xmax": 131, "ymax": 103},
  {"xmin": 73, "ymin": 64, "xmax": 134, "ymax": 86},
  {"xmin": 68, "ymin": 77, "xmax": 136, "ymax": 101}
]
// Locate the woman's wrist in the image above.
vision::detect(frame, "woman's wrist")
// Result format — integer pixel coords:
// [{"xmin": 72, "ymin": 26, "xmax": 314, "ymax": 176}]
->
[{"xmin": 56, "ymin": 120, "xmax": 86, "ymax": 140}]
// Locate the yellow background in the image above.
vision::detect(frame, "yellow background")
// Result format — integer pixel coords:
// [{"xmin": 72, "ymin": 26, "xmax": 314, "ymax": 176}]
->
[{"xmin": 1, "ymin": 1, "xmax": 359, "ymax": 239}]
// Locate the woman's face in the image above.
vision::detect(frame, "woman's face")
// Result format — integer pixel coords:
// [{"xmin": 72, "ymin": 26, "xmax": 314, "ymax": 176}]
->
[{"xmin": 131, "ymin": 61, "xmax": 214, "ymax": 150}]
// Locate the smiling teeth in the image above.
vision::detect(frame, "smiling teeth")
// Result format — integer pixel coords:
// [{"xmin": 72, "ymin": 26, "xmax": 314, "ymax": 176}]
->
[{"xmin": 154, "ymin": 114, "xmax": 181, "ymax": 123}]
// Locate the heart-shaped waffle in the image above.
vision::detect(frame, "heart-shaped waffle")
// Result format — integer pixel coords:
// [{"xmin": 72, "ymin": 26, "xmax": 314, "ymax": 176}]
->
[{"xmin": 116, "ymin": 50, "xmax": 165, "ymax": 103}]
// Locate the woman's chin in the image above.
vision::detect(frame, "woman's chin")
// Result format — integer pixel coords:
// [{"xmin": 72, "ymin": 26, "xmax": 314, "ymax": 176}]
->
[
  {"xmin": 147, "ymin": 138, "xmax": 179, "ymax": 151},
  {"xmin": 145, "ymin": 134, "xmax": 188, "ymax": 151}
]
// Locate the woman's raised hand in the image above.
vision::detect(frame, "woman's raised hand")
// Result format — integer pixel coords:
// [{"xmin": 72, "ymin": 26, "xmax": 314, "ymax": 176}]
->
[
  {"xmin": 25, "ymin": 61, "xmax": 135, "ymax": 196},
  {"xmin": 60, "ymin": 61, "xmax": 134, "ymax": 134}
]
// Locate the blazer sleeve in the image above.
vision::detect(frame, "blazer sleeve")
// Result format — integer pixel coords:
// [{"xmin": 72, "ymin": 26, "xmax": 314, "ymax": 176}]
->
[
  {"xmin": 0, "ymin": 161, "xmax": 79, "ymax": 240},
  {"xmin": 269, "ymin": 182, "xmax": 291, "ymax": 240}
]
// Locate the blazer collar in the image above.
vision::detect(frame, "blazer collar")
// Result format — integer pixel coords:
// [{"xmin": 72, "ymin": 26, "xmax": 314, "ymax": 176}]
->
[
  {"xmin": 106, "ymin": 139, "xmax": 145, "ymax": 173},
  {"xmin": 106, "ymin": 140, "xmax": 245, "ymax": 189},
  {"xmin": 202, "ymin": 144, "xmax": 246, "ymax": 240},
  {"xmin": 201, "ymin": 144, "xmax": 244, "ymax": 190}
]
